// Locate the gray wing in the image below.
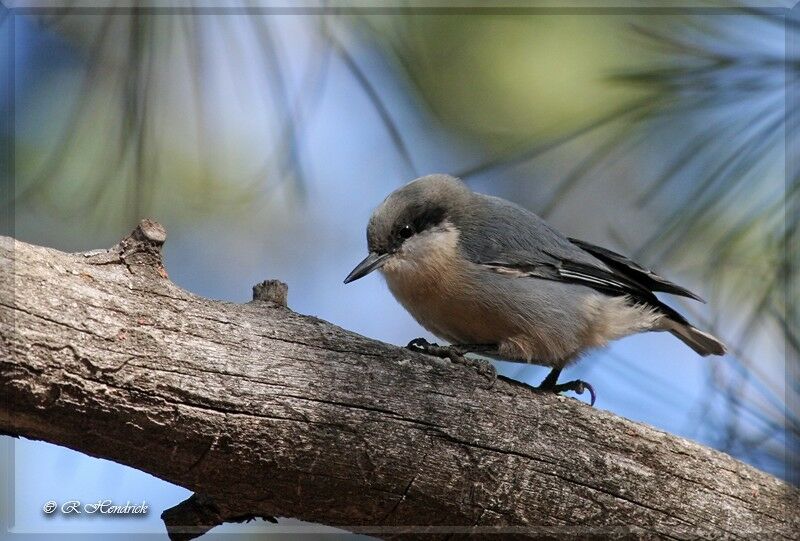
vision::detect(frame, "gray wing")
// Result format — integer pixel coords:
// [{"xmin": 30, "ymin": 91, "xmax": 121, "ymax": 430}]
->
[
  {"xmin": 567, "ymin": 237, "xmax": 705, "ymax": 302},
  {"xmin": 458, "ymin": 194, "xmax": 627, "ymax": 284},
  {"xmin": 458, "ymin": 194, "xmax": 695, "ymax": 321}
]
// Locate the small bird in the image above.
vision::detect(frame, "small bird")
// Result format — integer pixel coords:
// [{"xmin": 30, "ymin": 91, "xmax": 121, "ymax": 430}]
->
[{"xmin": 344, "ymin": 174, "xmax": 726, "ymax": 404}]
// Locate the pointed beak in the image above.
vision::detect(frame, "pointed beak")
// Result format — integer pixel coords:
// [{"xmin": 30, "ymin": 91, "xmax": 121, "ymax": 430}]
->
[{"xmin": 344, "ymin": 252, "xmax": 389, "ymax": 284}]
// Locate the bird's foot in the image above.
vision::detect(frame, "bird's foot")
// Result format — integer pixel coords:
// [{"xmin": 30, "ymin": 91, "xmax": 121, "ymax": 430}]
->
[
  {"xmin": 538, "ymin": 379, "xmax": 596, "ymax": 406},
  {"xmin": 406, "ymin": 338, "xmax": 496, "ymax": 382},
  {"xmin": 406, "ymin": 337, "xmax": 450, "ymax": 357}
]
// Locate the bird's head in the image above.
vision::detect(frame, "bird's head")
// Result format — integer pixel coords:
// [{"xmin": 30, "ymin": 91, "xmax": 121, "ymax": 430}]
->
[{"xmin": 344, "ymin": 174, "xmax": 471, "ymax": 284}]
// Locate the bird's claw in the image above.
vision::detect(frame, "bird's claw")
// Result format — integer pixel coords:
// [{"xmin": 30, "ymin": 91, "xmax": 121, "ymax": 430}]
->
[
  {"xmin": 406, "ymin": 337, "xmax": 436, "ymax": 352},
  {"xmin": 406, "ymin": 337, "xmax": 465, "ymax": 362},
  {"xmin": 550, "ymin": 379, "xmax": 596, "ymax": 406},
  {"xmin": 536, "ymin": 376, "xmax": 596, "ymax": 406}
]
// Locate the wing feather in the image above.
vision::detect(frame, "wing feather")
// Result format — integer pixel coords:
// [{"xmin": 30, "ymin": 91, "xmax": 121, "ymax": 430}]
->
[{"xmin": 567, "ymin": 237, "xmax": 705, "ymax": 303}]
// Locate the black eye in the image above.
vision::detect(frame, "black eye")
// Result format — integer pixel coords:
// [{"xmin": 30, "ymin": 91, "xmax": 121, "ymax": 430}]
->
[{"xmin": 398, "ymin": 225, "xmax": 414, "ymax": 239}]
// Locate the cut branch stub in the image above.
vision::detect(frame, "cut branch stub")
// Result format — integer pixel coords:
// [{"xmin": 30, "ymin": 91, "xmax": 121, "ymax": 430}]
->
[
  {"xmin": 252, "ymin": 279, "xmax": 288, "ymax": 307},
  {"xmin": 119, "ymin": 219, "xmax": 167, "ymax": 274},
  {"xmin": 161, "ymin": 493, "xmax": 277, "ymax": 541},
  {"xmin": 131, "ymin": 218, "xmax": 167, "ymax": 245},
  {"xmin": 161, "ymin": 494, "xmax": 224, "ymax": 541},
  {"xmin": 82, "ymin": 218, "xmax": 168, "ymax": 277}
]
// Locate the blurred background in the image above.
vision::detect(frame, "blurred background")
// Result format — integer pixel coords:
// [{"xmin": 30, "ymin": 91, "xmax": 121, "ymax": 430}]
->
[{"xmin": 1, "ymin": 1, "xmax": 797, "ymax": 539}]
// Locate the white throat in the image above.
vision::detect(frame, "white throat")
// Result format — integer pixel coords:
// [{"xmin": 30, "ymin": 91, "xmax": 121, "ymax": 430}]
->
[{"xmin": 380, "ymin": 220, "xmax": 461, "ymax": 285}]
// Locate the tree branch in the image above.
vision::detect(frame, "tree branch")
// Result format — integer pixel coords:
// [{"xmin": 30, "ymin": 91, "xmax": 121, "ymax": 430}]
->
[{"xmin": 1, "ymin": 221, "xmax": 797, "ymax": 539}]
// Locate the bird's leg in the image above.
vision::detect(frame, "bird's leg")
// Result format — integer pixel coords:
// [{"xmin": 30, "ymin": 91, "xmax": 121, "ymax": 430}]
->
[
  {"xmin": 537, "ymin": 367, "xmax": 562, "ymax": 389},
  {"xmin": 406, "ymin": 339, "xmax": 496, "ymax": 380},
  {"xmin": 536, "ymin": 367, "xmax": 596, "ymax": 406}
]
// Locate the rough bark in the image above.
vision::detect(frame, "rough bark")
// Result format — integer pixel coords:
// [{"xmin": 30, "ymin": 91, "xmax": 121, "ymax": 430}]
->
[{"xmin": 0, "ymin": 221, "xmax": 797, "ymax": 540}]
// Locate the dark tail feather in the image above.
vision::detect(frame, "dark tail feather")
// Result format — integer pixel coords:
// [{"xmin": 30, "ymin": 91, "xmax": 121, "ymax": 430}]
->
[{"xmin": 666, "ymin": 320, "xmax": 727, "ymax": 356}]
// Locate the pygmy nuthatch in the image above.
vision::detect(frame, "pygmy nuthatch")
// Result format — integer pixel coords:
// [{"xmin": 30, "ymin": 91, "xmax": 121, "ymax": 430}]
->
[{"xmin": 345, "ymin": 174, "xmax": 726, "ymax": 404}]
